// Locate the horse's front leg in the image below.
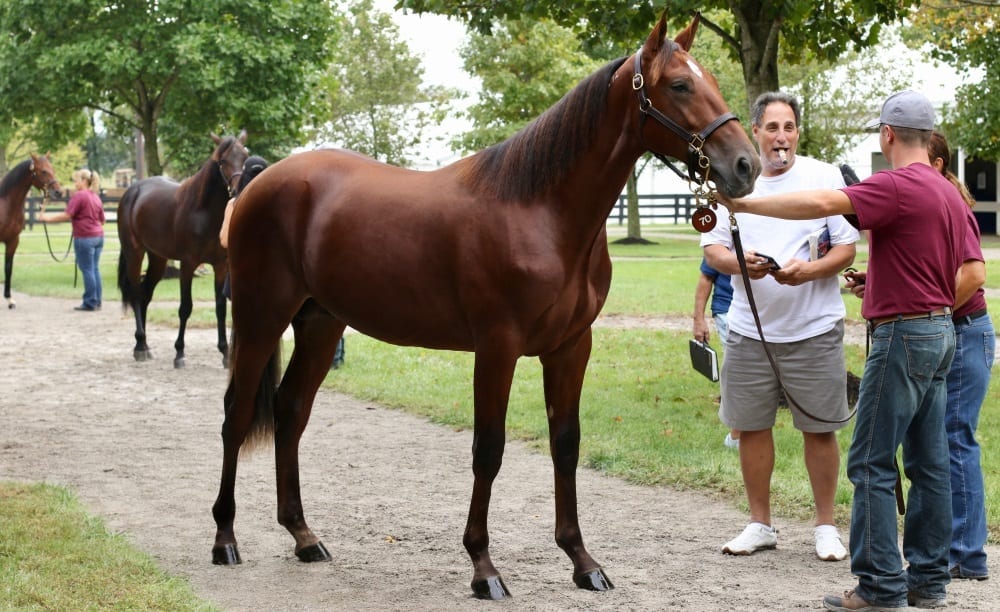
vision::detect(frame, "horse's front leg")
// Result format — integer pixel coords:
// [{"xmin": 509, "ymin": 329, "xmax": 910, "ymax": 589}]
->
[
  {"xmin": 4, "ymin": 246, "xmax": 16, "ymax": 308},
  {"xmin": 273, "ymin": 302, "xmax": 343, "ymax": 562},
  {"xmin": 465, "ymin": 347, "xmax": 519, "ymax": 600},
  {"xmin": 539, "ymin": 327, "xmax": 613, "ymax": 592},
  {"xmin": 173, "ymin": 262, "xmax": 196, "ymax": 368},
  {"xmin": 214, "ymin": 262, "xmax": 229, "ymax": 367}
]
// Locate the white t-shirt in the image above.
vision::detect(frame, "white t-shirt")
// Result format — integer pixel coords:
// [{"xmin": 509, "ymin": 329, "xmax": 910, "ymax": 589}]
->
[{"xmin": 700, "ymin": 155, "xmax": 860, "ymax": 342}]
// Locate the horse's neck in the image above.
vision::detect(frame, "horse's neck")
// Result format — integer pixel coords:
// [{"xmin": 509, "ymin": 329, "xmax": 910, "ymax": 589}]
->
[
  {"xmin": 1, "ymin": 165, "xmax": 34, "ymax": 219},
  {"xmin": 552, "ymin": 89, "xmax": 645, "ymax": 233},
  {"xmin": 186, "ymin": 162, "xmax": 227, "ymax": 209}
]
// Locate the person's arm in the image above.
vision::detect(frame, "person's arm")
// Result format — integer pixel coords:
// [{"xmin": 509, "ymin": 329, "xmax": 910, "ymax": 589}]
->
[
  {"xmin": 219, "ymin": 198, "xmax": 235, "ymax": 249},
  {"xmin": 37, "ymin": 205, "xmax": 71, "ymax": 223},
  {"xmin": 703, "ymin": 243, "xmax": 776, "ymax": 280},
  {"xmin": 954, "ymin": 259, "xmax": 986, "ymax": 310},
  {"xmin": 693, "ymin": 273, "xmax": 713, "ymax": 342},
  {"xmin": 717, "ymin": 189, "xmax": 855, "ymax": 220}
]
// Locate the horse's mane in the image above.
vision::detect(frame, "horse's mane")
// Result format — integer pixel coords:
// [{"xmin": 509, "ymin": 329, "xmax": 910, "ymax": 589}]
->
[
  {"xmin": 0, "ymin": 160, "xmax": 33, "ymax": 197},
  {"xmin": 462, "ymin": 57, "xmax": 628, "ymax": 201}
]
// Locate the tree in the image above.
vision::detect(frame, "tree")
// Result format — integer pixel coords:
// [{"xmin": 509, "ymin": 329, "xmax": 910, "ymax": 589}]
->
[
  {"xmin": 398, "ymin": 0, "xmax": 918, "ymax": 115},
  {"xmin": 904, "ymin": 1, "xmax": 1000, "ymax": 159},
  {"xmin": 314, "ymin": 0, "xmax": 456, "ymax": 167},
  {"xmin": 455, "ymin": 18, "xmax": 601, "ymax": 153},
  {"xmin": 0, "ymin": 0, "xmax": 335, "ymax": 178}
]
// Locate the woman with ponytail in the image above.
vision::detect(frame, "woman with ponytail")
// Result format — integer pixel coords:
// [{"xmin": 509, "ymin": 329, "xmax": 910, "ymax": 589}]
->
[
  {"xmin": 39, "ymin": 169, "xmax": 105, "ymax": 311},
  {"xmin": 928, "ymin": 130, "xmax": 994, "ymax": 581}
]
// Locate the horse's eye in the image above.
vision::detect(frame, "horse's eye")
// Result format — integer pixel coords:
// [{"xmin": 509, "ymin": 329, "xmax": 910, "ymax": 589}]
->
[{"xmin": 670, "ymin": 80, "xmax": 691, "ymax": 94}]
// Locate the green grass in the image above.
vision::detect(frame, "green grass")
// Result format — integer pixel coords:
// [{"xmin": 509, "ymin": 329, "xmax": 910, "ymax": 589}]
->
[{"xmin": 0, "ymin": 482, "xmax": 213, "ymax": 610}]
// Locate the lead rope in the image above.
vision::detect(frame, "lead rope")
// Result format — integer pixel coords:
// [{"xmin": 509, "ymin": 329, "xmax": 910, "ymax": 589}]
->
[{"xmin": 39, "ymin": 191, "xmax": 74, "ymax": 263}]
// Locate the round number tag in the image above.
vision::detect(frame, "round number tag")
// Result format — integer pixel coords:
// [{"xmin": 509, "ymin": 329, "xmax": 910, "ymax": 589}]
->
[{"xmin": 691, "ymin": 207, "xmax": 717, "ymax": 233}]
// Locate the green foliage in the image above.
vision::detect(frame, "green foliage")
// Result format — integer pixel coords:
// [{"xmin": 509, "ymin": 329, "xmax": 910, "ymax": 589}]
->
[
  {"xmin": 314, "ymin": 0, "xmax": 458, "ymax": 167},
  {"xmin": 399, "ymin": 1, "xmax": 917, "ymax": 108},
  {"xmin": 454, "ymin": 18, "xmax": 601, "ymax": 152},
  {"xmin": 905, "ymin": 2, "xmax": 1000, "ymax": 160},
  {"xmin": 0, "ymin": 0, "xmax": 336, "ymax": 177}
]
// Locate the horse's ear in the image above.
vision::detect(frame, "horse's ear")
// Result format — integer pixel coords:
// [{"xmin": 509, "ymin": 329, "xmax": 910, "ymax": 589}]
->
[
  {"xmin": 30, "ymin": 152, "xmax": 39, "ymax": 163},
  {"xmin": 211, "ymin": 132, "xmax": 222, "ymax": 145},
  {"xmin": 237, "ymin": 129, "xmax": 247, "ymax": 144},
  {"xmin": 643, "ymin": 9, "xmax": 669, "ymax": 54},
  {"xmin": 674, "ymin": 12, "xmax": 701, "ymax": 52}
]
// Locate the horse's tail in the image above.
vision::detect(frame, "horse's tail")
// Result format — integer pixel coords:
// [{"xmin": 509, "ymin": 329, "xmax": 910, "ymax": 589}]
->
[
  {"xmin": 116, "ymin": 184, "xmax": 138, "ymax": 312},
  {"xmin": 225, "ymin": 327, "xmax": 282, "ymax": 456}
]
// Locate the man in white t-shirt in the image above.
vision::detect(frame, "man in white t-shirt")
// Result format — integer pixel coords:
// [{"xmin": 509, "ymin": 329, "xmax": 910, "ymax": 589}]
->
[{"xmin": 701, "ymin": 92, "xmax": 860, "ymax": 562}]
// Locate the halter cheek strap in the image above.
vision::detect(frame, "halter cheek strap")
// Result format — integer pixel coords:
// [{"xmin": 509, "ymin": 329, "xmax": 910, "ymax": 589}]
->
[{"xmin": 631, "ymin": 50, "xmax": 738, "ymax": 183}]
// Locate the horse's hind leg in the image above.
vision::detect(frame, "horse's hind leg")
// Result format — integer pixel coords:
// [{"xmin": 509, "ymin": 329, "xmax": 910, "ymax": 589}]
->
[
  {"xmin": 539, "ymin": 328, "xmax": 612, "ymax": 592},
  {"xmin": 275, "ymin": 300, "xmax": 345, "ymax": 562},
  {"xmin": 212, "ymin": 310, "xmax": 288, "ymax": 565},
  {"xmin": 173, "ymin": 261, "xmax": 197, "ymax": 368},
  {"xmin": 465, "ymin": 345, "xmax": 519, "ymax": 599}
]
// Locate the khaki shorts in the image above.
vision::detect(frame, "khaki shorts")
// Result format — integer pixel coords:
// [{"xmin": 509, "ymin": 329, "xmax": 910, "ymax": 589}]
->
[{"xmin": 720, "ymin": 320, "xmax": 850, "ymax": 433}]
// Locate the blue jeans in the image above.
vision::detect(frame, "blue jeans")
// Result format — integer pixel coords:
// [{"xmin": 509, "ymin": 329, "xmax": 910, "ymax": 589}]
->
[
  {"xmin": 74, "ymin": 235, "xmax": 104, "ymax": 309},
  {"xmin": 849, "ymin": 316, "xmax": 955, "ymax": 607},
  {"xmin": 946, "ymin": 312, "xmax": 994, "ymax": 577}
]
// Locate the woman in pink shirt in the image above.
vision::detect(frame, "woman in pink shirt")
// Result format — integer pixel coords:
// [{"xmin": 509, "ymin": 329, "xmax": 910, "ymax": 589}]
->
[{"xmin": 39, "ymin": 169, "xmax": 105, "ymax": 311}]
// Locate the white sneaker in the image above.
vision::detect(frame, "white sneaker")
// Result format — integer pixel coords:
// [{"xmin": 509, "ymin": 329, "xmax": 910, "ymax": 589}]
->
[
  {"xmin": 724, "ymin": 432, "xmax": 740, "ymax": 449},
  {"xmin": 722, "ymin": 522, "xmax": 777, "ymax": 555},
  {"xmin": 814, "ymin": 524, "xmax": 848, "ymax": 561}
]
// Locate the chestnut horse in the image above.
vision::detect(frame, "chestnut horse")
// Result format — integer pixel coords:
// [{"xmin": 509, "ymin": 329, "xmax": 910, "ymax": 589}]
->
[
  {"xmin": 0, "ymin": 154, "xmax": 62, "ymax": 309},
  {"xmin": 117, "ymin": 131, "xmax": 248, "ymax": 367},
  {"xmin": 213, "ymin": 14, "xmax": 759, "ymax": 599}
]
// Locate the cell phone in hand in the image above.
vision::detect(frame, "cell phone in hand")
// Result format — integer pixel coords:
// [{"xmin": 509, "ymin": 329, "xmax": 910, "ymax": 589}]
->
[
  {"xmin": 756, "ymin": 253, "xmax": 781, "ymax": 271},
  {"xmin": 844, "ymin": 268, "xmax": 866, "ymax": 285}
]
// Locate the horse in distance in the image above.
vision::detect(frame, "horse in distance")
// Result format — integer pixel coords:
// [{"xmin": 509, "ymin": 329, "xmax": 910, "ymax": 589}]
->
[
  {"xmin": 117, "ymin": 130, "xmax": 248, "ymax": 367},
  {"xmin": 0, "ymin": 153, "xmax": 62, "ymax": 309}
]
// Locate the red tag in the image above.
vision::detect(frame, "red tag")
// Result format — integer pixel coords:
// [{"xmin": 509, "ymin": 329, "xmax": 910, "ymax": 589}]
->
[{"xmin": 691, "ymin": 208, "xmax": 717, "ymax": 233}]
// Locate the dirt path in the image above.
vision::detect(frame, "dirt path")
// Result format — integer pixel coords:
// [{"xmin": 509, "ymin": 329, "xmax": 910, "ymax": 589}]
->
[{"xmin": 1, "ymin": 294, "xmax": 995, "ymax": 610}]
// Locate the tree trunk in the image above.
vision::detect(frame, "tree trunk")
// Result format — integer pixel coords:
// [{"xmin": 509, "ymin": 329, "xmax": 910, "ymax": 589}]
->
[
  {"xmin": 612, "ymin": 167, "xmax": 654, "ymax": 245},
  {"xmin": 626, "ymin": 169, "xmax": 642, "ymax": 240},
  {"xmin": 732, "ymin": 4, "xmax": 782, "ymax": 114}
]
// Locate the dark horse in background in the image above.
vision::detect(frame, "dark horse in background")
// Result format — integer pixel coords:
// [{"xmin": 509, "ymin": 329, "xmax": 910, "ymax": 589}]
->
[
  {"xmin": 0, "ymin": 154, "xmax": 62, "ymax": 309},
  {"xmin": 213, "ymin": 14, "xmax": 759, "ymax": 599},
  {"xmin": 117, "ymin": 131, "xmax": 248, "ymax": 368}
]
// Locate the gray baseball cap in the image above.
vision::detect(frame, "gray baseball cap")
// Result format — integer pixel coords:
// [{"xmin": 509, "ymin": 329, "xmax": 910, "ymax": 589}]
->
[{"xmin": 864, "ymin": 90, "xmax": 935, "ymax": 131}]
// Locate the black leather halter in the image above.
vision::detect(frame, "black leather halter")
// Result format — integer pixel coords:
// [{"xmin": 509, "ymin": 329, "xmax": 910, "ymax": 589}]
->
[{"xmin": 632, "ymin": 49, "xmax": 738, "ymax": 184}]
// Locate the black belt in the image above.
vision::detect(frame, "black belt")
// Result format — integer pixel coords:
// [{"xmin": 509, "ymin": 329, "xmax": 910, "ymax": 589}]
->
[{"xmin": 953, "ymin": 307, "xmax": 988, "ymax": 326}]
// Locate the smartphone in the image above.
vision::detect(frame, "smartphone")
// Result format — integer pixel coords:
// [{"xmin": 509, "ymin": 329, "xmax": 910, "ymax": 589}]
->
[
  {"xmin": 755, "ymin": 253, "xmax": 781, "ymax": 271},
  {"xmin": 844, "ymin": 268, "xmax": 866, "ymax": 285}
]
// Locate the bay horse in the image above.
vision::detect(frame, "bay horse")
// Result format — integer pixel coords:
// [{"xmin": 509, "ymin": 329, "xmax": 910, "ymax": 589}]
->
[
  {"xmin": 213, "ymin": 13, "xmax": 759, "ymax": 599},
  {"xmin": 117, "ymin": 130, "xmax": 248, "ymax": 368},
  {"xmin": 0, "ymin": 154, "xmax": 62, "ymax": 309}
]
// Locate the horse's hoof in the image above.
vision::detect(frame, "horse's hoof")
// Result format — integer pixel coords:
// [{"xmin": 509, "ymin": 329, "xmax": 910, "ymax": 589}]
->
[
  {"xmin": 222, "ymin": 355, "xmax": 230, "ymax": 368},
  {"xmin": 471, "ymin": 575, "xmax": 511, "ymax": 600},
  {"xmin": 212, "ymin": 544, "xmax": 242, "ymax": 565},
  {"xmin": 174, "ymin": 357, "xmax": 186, "ymax": 369},
  {"xmin": 295, "ymin": 542, "xmax": 332, "ymax": 562},
  {"xmin": 7, "ymin": 302, "xmax": 14, "ymax": 309},
  {"xmin": 133, "ymin": 349, "xmax": 152, "ymax": 362},
  {"xmin": 573, "ymin": 568, "xmax": 614, "ymax": 591}
]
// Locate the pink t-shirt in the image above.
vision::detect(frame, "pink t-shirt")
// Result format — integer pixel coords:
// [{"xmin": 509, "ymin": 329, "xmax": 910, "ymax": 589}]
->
[
  {"xmin": 65, "ymin": 189, "xmax": 104, "ymax": 238},
  {"xmin": 842, "ymin": 163, "xmax": 966, "ymax": 320}
]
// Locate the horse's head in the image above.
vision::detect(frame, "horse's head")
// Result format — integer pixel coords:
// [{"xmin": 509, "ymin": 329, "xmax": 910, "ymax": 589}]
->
[
  {"xmin": 210, "ymin": 129, "xmax": 249, "ymax": 197},
  {"xmin": 633, "ymin": 13, "xmax": 759, "ymax": 197},
  {"xmin": 29, "ymin": 152, "xmax": 63, "ymax": 198}
]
